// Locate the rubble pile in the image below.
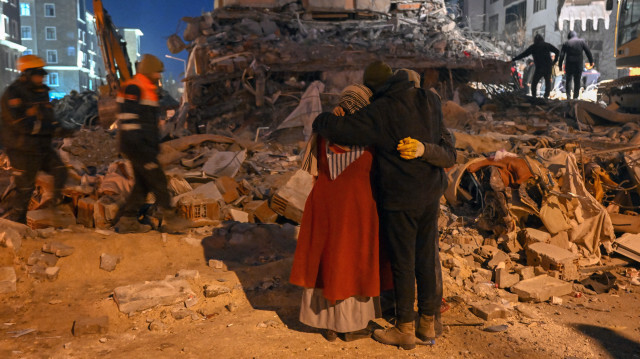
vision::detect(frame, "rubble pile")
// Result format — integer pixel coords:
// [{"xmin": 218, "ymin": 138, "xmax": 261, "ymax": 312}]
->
[{"xmin": 52, "ymin": 91, "xmax": 100, "ymax": 129}]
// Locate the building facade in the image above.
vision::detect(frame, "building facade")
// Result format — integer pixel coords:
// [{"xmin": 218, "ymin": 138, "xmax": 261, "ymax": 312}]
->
[
  {"xmin": 461, "ymin": 0, "xmax": 619, "ymax": 80},
  {"xmin": 117, "ymin": 27, "xmax": 142, "ymax": 72},
  {"xmin": 0, "ymin": 0, "xmax": 26, "ymax": 91},
  {"xmin": 19, "ymin": 0, "xmax": 104, "ymax": 98}
]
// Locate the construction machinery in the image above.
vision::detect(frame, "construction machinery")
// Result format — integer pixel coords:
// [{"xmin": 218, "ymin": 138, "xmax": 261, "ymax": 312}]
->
[{"xmin": 92, "ymin": 0, "xmax": 133, "ymax": 128}]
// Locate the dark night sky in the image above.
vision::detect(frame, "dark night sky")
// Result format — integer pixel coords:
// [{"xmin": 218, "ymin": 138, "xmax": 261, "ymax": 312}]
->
[{"xmin": 88, "ymin": 0, "xmax": 213, "ymax": 80}]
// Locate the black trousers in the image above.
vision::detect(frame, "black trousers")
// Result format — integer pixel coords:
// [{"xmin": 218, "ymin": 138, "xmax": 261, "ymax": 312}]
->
[
  {"xmin": 119, "ymin": 146, "xmax": 170, "ymax": 218},
  {"xmin": 6, "ymin": 148, "xmax": 67, "ymax": 221},
  {"xmin": 380, "ymin": 199, "xmax": 442, "ymax": 323},
  {"xmin": 565, "ymin": 64, "xmax": 583, "ymax": 99},
  {"xmin": 531, "ymin": 66, "xmax": 552, "ymax": 98}
]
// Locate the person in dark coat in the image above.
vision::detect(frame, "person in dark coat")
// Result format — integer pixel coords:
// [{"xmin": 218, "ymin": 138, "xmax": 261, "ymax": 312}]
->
[
  {"xmin": 312, "ymin": 61, "xmax": 456, "ymax": 350},
  {"xmin": 0, "ymin": 55, "xmax": 67, "ymax": 224},
  {"xmin": 512, "ymin": 34, "xmax": 560, "ymax": 98},
  {"xmin": 559, "ymin": 30, "xmax": 594, "ymax": 99}
]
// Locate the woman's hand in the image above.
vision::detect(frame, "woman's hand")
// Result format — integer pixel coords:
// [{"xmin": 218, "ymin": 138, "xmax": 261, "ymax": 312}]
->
[{"xmin": 332, "ymin": 106, "xmax": 345, "ymax": 116}]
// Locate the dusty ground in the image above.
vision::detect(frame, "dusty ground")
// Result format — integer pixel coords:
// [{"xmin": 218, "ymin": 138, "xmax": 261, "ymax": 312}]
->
[{"xmin": 0, "ymin": 227, "xmax": 639, "ymax": 359}]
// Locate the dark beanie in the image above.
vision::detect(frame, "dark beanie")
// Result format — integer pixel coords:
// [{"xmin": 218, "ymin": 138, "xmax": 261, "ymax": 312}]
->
[{"xmin": 363, "ymin": 61, "xmax": 392, "ymax": 91}]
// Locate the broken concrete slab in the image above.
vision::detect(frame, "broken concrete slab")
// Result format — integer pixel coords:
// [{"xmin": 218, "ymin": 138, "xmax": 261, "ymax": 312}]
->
[
  {"xmin": 516, "ymin": 266, "xmax": 535, "ymax": 281},
  {"xmin": 216, "ymin": 176, "xmax": 240, "ymax": 204},
  {"xmin": 228, "ymin": 208, "xmax": 250, "ymax": 223},
  {"xmin": 526, "ymin": 242, "xmax": 580, "ymax": 281},
  {"xmin": 495, "ymin": 268, "xmax": 520, "ymax": 289},
  {"xmin": 244, "ymin": 200, "xmax": 278, "ymax": 223},
  {"xmin": 487, "ymin": 250, "xmax": 510, "ymax": 269},
  {"xmin": 113, "ymin": 279, "xmax": 195, "ymax": 314},
  {"xmin": 0, "ymin": 227, "xmax": 22, "ymax": 252},
  {"xmin": 613, "ymin": 233, "xmax": 640, "ymax": 263},
  {"xmin": 26, "ymin": 207, "xmax": 76, "ymax": 229},
  {"xmin": 100, "ymin": 253, "xmax": 121, "ymax": 272},
  {"xmin": 28, "ymin": 265, "xmax": 60, "ymax": 281},
  {"xmin": 270, "ymin": 170, "xmax": 313, "ymax": 224},
  {"xmin": 470, "ymin": 301, "xmax": 511, "ymax": 320},
  {"xmin": 208, "ymin": 259, "xmax": 228, "ymax": 272},
  {"xmin": 42, "ymin": 242, "xmax": 75, "ymax": 257},
  {"xmin": 27, "ymin": 251, "xmax": 59, "ymax": 267},
  {"xmin": 176, "ymin": 269, "xmax": 200, "ymax": 280},
  {"xmin": 72, "ymin": 316, "xmax": 109, "ymax": 336},
  {"xmin": 204, "ymin": 284, "xmax": 231, "ymax": 298},
  {"xmin": 511, "ymin": 275, "xmax": 573, "ymax": 302},
  {"xmin": 520, "ymin": 228, "xmax": 551, "ymax": 247},
  {"xmin": 0, "ymin": 267, "xmax": 17, "ymax": 294},
  {"xmin": 202, "ymin": 149, "xmax": 247, "ymax": 178},
  {"xmin": 0, "ymin": 218, "xmax": 36, "ymax": 238}
]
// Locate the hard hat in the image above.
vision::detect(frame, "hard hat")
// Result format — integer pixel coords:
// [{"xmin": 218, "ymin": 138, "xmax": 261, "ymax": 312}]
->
[
  {"xmin": 17, "ymin": 55, "xmax": 47, "ymax": 72},
  {"xmin": 138, "ymin": 54, "xmax": 164, "ymax": 77}
]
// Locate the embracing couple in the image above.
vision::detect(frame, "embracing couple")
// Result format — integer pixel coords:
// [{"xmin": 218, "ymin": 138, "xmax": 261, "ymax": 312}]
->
[{"xmin": 290, "ymin": 61, "xmax": 456, "ymax": 350}]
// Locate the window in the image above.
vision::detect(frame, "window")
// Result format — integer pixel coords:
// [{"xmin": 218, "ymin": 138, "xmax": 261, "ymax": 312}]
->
[
  {"xmin": 505, "ymin": 2, "xmax": 526, "ymax": 25},
  {"xmin": 21, "ymin": 26, "xmax": 32, "ymax": 40},
  {"xmin": 45, "ymin": 27, "xmax": 56, "ymax": 40},
  {"xmin": 67, "ymin": 46, "xmax": 76, "ymax": 56},
  {"xmin": 44, "ymin": 3, "xmax": 55, "ymax": 17},
  {"xmin": 46, "ymin": 50, "xmax": 57, "ymax": 64},
  {"xmin": 488, "ymin": 14, "xmax": 499, "ymax": 33},
  {"xmin": 11, "ymin": 20, "xmax": 18, "ymax": 38},
  {"xmin": 20, "ymin": 3, "xmax": 30, "ymax": 16},
  {"xmin": 2, "ymin": 16, "xmax": 9, "ymax": 37},
  {"xmin": 46, "ymin": 73, "xmax": 59, "ymax": 87},
  {"xmin": 23, "ymin": 49, "xmax": 33, "ymax": 55},
  {"xmin": 9, "ymin": 0, "xmax": 17, "ymax": 6},
  {"xmin": 532, "ymin": 25, "xmax": 545, "ymax": 39},
  {"xmin": 534, "ymin": 0, "xmax": 546, "ymax": 13}
]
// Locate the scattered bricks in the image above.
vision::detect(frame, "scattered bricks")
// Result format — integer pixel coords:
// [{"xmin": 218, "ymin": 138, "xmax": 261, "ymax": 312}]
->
[
  {"xmin": 27, "ymin": 207, "xmax": 76, "ymax": 229},
  {"xmin": 184, "ymin": 294, "xmax": 198, "ymax": 308},
  {"xmin": 244, "ymin": 200, "xmax": 278, "ymax": 224},
  {"xmin": 511, "ymin": 275, "xmax": 573, "ymax": 302},
  {"xmin": 550, "ymin": 296, "xmax": 563, "ymax": 305},
  {"xmin": 495, "ymin": 268, "xmax": 520, "ymax": 289},
  {"xmin": 270, "ymin": 170, "xmax": 314, "ymax": 224},
  {"xmin": 478, "ymin": 245, "xmax": 500, "ymax": 259},
  {"xmin": 516, "ymin": 266, "xmax": 536, "ymax": 281},
  {"xmin": 176, "ymin": 269, "xmax": 199, "ymax": 280},
  {"xmin": 76, "ymin": 197, "xmax": 95, "ymax": 228},
  {"xmin": 227, "ymin": 208, "xmax": 250, "ymax": 223},
  {"xmin": 42, "ymin": 242, "xmax": 75, "ymax": 257},
  {"xmin": 178, "ymin": 197, "xmax": 220, "ymax": 221},
  {"xmin": 100, "ymin": 253, "xmax": 121, "ymax": 272},
  {"xmin": 27, "ymin": 251, "xmax": 59, "ymax": 267},
  {"xmin": 526, "ymin": 242, "xmax": 580, "ymax": 281},
  {"xmin": 487, "ymin": 250, "xmax": 510, "ymax": 269},
  {"xmin": 216, "ymin": 176, "xmax": 240, "ymax": 204},
  {"xmin": 504, "ymin": 235, "xmax": 523, "ymax": 253},
  {"xmin": 549, "ymin": 231, "xmax": 572, "ymax": 251},
  {"xmin": 204, "ymin": 284, "xmax": 231, "ymax": 298},
  {"xmin": 534, "ymin": 266, "xmax": 547, "ymax": 276},
  {"xmin": 470, "ymin": 301, "xmax": 511, "ymax": 321},
  {"xmin": 113, "ymin": 279, "xmax": 195, "ymax": 314},
  {"xmin": 208, "ymin": 259, "xmax": 228, "ymax": 272},
  {"xmin": 72, "ymin": 316, "xmax": 109, "ymax": 336},
  {"xmin": 0, "ymin": 267, "xmax": 17, "ymax": 294},
  {"xmin": 519, "ymin": 228, "xmax": 551, "ymax": 247}
]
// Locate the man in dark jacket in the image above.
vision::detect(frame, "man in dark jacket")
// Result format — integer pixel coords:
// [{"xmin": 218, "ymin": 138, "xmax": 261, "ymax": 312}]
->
[
  {"xmin": 0, "ymin": 55, "xmax": 67, "ymax": 224},
  {"xmin": 114, "ymin": 54, "xmax": 189, "ymax": 233},
  {"xmin": 313, "ymin": 61, "xmax": 456, "ymax": 350},
  {"xmin": 512, "ymin": 34, "xmax": 560, "ymax": 98},
  {"xmin": 559, "ymin": 30, "xmax": 594, "ymax": 99}
]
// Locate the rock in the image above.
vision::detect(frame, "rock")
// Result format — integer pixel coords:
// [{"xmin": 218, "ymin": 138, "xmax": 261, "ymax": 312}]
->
[
  {"xmin": 550, "ymin": 296, "xmax": 563, "ymax": 305},
  {"xmin": 216, "ymin": 176, "xmax": 240, "ymax": 204},
  {"xmin": 516, "ymin": 266, "xmax": 535, "ymax": 281},
  {"xmin": 113, "ymin": 279, "xmax": 195, "ymax": 314},
  {"xmin": 515, "ymin": 304, "xmax": 539, "ymax": 319},
  {"xmin": 72, "ymin": 316, "xmax": 109, "ymax": 336},
  {"xmin": 184, "ymin": 294, "xmax": 198, "ymax": 308},
  {"xmin": 225, "ymin": 302, "xmax": 238, "ymax": 312},
  {"xmin": 511, "ymin": 275, "xmax": 573, "ymax": 302},
  {"xmin": 28, "ymin": 265, "xmax": 59, "ymax": 281},
  {"xmin": 0, "ymin": 267, "xmax": 17, "ymax": 294},
  {"xmin": 525, "ymin": 242, "xmax": 580, "ymax": 281},
  {"xmin": 497, "ymin": 289, "xmax": 519, "ymax": 304},
  {"xmin": 171, "ymin": 307, "xmax": 193, "ymax": 320},
  {"xmin": 27, "ymin": 207, "xmax": 76, "ymax": 229},
  {"xmin": 76, "ymin": 197, "xmax": 96, "ymax": 228},
  {"xmin": 36, "ymin": 227, "xmax": 56, "ymax": 238},
  {"xmin": 208, "ymin": 259, "xmax": 228, "ymax": 272},
  {"xmin": 487, "ymin": 250, "xmax": 510, "ymax": 269},
  {"xmin": 228, "ymin": 208, "xmax": 249, "ymax": 223},
  {"xmin": 42, "ymin": 241, "xmax": 75, "ymax": 257},
  {"xmin": 176, "ymin": 269, "xmax": 199, "ymax": 279},
  {"xmin": 148, "ymin": 320, "xmax": 165, "ymax": 332},
  {"xmin": 244, "ymin": 200, "xmax": 278, "ymax": 224},
  {"xmin": 519, "ymin": 228, "xmax": 551, "ymax": 246},
  {"xmin": 495, "ymin": 268, "xmax": 520, "ymax": 289},
  {"xmin": 470, "ymin": 301, "xmax": 511, "ymax": 320},
  {"xmin": 549, "ymin": 231, "xmax": 572, "ymax": 250},
  {"xmin": 204, "ymin": 284, "xmax": 231, "ymax": 298},
  {"xmin": 99, "ymin": 337, "xmax": 107, "ymax": 343},
  {"xmin": 0, "ymin": 218, "xmax": 36, "ymax": 239},
  {"xmin": 100, "ymin": 253, "xmax": 121, "ymax": 272},
  {"xmin": 0, "ymin": 227, "xmax": 22, "ymax": 252},
  {"xmin": 474, "ymin": 268, "xmax": 493, "ymax": 281},
  {"xmin": 27, "ymin": 251, "xmax": 59, "ymax": 267},
  {"xmin": 45, "ymin": 267, "xmax": 60, "ymax": 280}
]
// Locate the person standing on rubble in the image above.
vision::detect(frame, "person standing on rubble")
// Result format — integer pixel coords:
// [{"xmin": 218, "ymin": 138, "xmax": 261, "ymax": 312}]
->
[
  {"xmin": 0, "ymin": 55, "xmax": 68, "ymax": 224},
  {"xmin": 511, "ymin": 34, "xmax": 560, "ymax": 99},
  {"xmin": 114, "ymin": 54, "xmax": 189, "ymax": 233},
  {"xmin": 313, "ymin": 61, "xmax": 456, "ymax": 350},
  {"xmin": 559, "ymin": 30, "xmax": 594, "ymax": 100}
]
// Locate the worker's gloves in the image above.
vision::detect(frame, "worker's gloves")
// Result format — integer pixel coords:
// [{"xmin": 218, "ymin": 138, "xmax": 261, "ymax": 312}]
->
[{"xmin": 397, "ymin": 137, "xmax": 425, "ymax": 160}]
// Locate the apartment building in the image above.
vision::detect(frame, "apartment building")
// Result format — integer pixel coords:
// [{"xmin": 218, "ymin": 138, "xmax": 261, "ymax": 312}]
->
[
  {"xmin": 461, "ymin": 0, "xmax": 619, "ymax": 80},
  {"xmin": 19, "ymin": 0, "xmax": 105, "ymax": 98},
  {"xmin": 117, "ymin": 27, "xmax": 143, "ymax": 72},
  {"xmin": 0, "ymin": 0, "xmax": 26, "ymax": 91}
]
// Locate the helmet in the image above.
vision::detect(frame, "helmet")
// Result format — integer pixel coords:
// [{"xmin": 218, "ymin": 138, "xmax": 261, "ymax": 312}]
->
[
  {"xmin": 17, "ymin": 55, "xmax": 46, "ymax": 72},
  {"xmin": 138, "ymin": 54, "xmax": 164, "ymax": 77}
]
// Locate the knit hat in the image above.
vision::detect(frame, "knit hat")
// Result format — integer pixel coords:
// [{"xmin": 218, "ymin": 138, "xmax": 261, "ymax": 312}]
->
[
  {"xmin": 363, "ymin": 61, "xmax": 392, "ymax": 92},
  {"xmin": 339, "ymin": 84, "xmax": 373, "ymax": 114},
  {"xmin": 395, "ymin": 68, "xmax": 421, "ymax": 88},
  {"xmin": 138, "ymin": 54, "xmax": 164, "ymax": 78}
]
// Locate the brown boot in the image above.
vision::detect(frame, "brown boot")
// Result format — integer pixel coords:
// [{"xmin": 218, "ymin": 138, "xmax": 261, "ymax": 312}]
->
[
  {"xmin": 159, "ymin": 208, "xmax": 193, "ymax": 233},
  {"xmin": 415, "ymin": 314, "xmax": 436, "ymax": 346},
  {"xmin": 115, "ymin": 216, "xmax": 151, "ymax": 234},
  {"xmin": 373, "ymin": 321, "xmax": 416, "ymax": 350}
]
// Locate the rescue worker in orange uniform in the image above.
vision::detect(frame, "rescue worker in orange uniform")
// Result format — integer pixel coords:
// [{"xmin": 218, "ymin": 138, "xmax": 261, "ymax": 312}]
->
[
  {"xmin": 114, "ymin": 54, "xmax": 188, "ymax": 233},
  {"xmin": 0, "ymin": 55, "xmax": 67, "ymax": 224}
]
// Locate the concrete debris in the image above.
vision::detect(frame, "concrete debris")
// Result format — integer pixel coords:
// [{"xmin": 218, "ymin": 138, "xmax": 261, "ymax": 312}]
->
[
  {"xmin": 27, "ymin": 207, "xmax": 77, "ymax": 230},
  {"xmin": 72, "ymin": 316, "xmax": 109, "ymax": 336},
  {"xmin": 511, "ymin": 275, "xmax": 573, "ymax": 302},
  {"xmin": 100, "ymin": 253, "xmax": 121, "ymax": 272},
  {"xmin": 42, "ymin": 242, "xmax": 75, "ymax": 257},
  {"xmin": 525, "ymin": 242, "xmax": 580, "ymax": 281},
  {"xmin": 0, "ymin": 267, "xmax": 17, "ymax": 294},
  {"xmin": 27, "ymin": 251, "xmax": 59, "ymax": 267},
  {"xmin": 204, "ymin": 284, "xmax": 231, "ymax": 298},
  {"xmin": 470, "ymin": 301, "xmax": 512, "ymax": 321},
  {"xmin": 113, "ymin": 278, "xmax": 196, "ymax": 314}
]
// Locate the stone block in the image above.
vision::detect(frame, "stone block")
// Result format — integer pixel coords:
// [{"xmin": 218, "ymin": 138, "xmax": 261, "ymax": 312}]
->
[
  {"xmin": 227, "ymin": 208, "xmax": 249, "ymax": 223},
  {"xmin": 497, "ymin": 289, "xmax": 519, "ymax": 304},
  {"xmin": 204, "ymin": 284, "xmax": 231, "ymax": 298},
  {"xmin": 42, "ymin": 241, "xmax": 75, "ymax": 257},
  {"xmin": 100, "ymin": 253, "xmax": 121, "ymax": 272},
  {"xmin": 208, "ymin": 259, "xmax": 228, "ymax": 272},
  {"xmin": 76, "ymin": 197, "xmax": 95, "ymax": 228},
  {"xmin": 495, "ymin": 268, "xmax": 520, "ymax": 289},
  {"xmin": 113, "ymin": 279, "xmax": 195, "ymax": 314},
  {"xmin": 184, "ymin": 294, "xmax": 198, "ymax": 308},
  {"xmin": 516, "ymin": 266, "xmax": 536, "ymax": 281},
  {"xmin": 511, "ymin": 275, "xmax": 573, "ymax": 302},
  {"xmin": 27, "ymin": 207, "xmax": 76, "ymax": 229},
  {"xmin": 94, "ymin": 197, "xmax": 119, "ymax": 229},
  {"xmin": 519, "ymin": 228, "xmax": 551, "ymax": 247},
  {"xmin": 176, "ymin": 269, "xmax": 199, "ymax": 279},
  {"xmin": 0, "ymin": 227, "xmax": 22, "ymax": 252},
  {"xmin": 470, "ymin": 301, "xmax": 511, "ymax": 320},
  {"xmin": 216, "ymin": 177, "xmax": 240, "ymax": 204},
  {"xmin": 487, "ymin": 250, "xmax": 510, "ymax": 269},
  {"xmin": 550, "ymin": 296, "xmax": 563, "ymax": 305},
  {"xmin": 0, "ymin": 267, "xmax": 17, "ymax": 294},
  {"xmin": 27, "ymin": 251, "xmax": 58, "ymax": 267},
  {"xmin": 244, "ymin": 200, "xmax": 278, "ymax": 223},
  {"xmin": 526, "ymin": 242, "xmax": 580, "ymax": 281},
  {"xmin": 72, "ymin": 316, "xmax": 109, "ymax": 336},
  {"xmin": 549, "ymin": 231, "xmax": 572, "ymax": 251},
  {"xmin": 270, "ymin": 170, "xmax": 314, "ymax": 224},
  {"xmin": 28, "ymin": 265, "xmax": 59, "ymax": 281}
]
